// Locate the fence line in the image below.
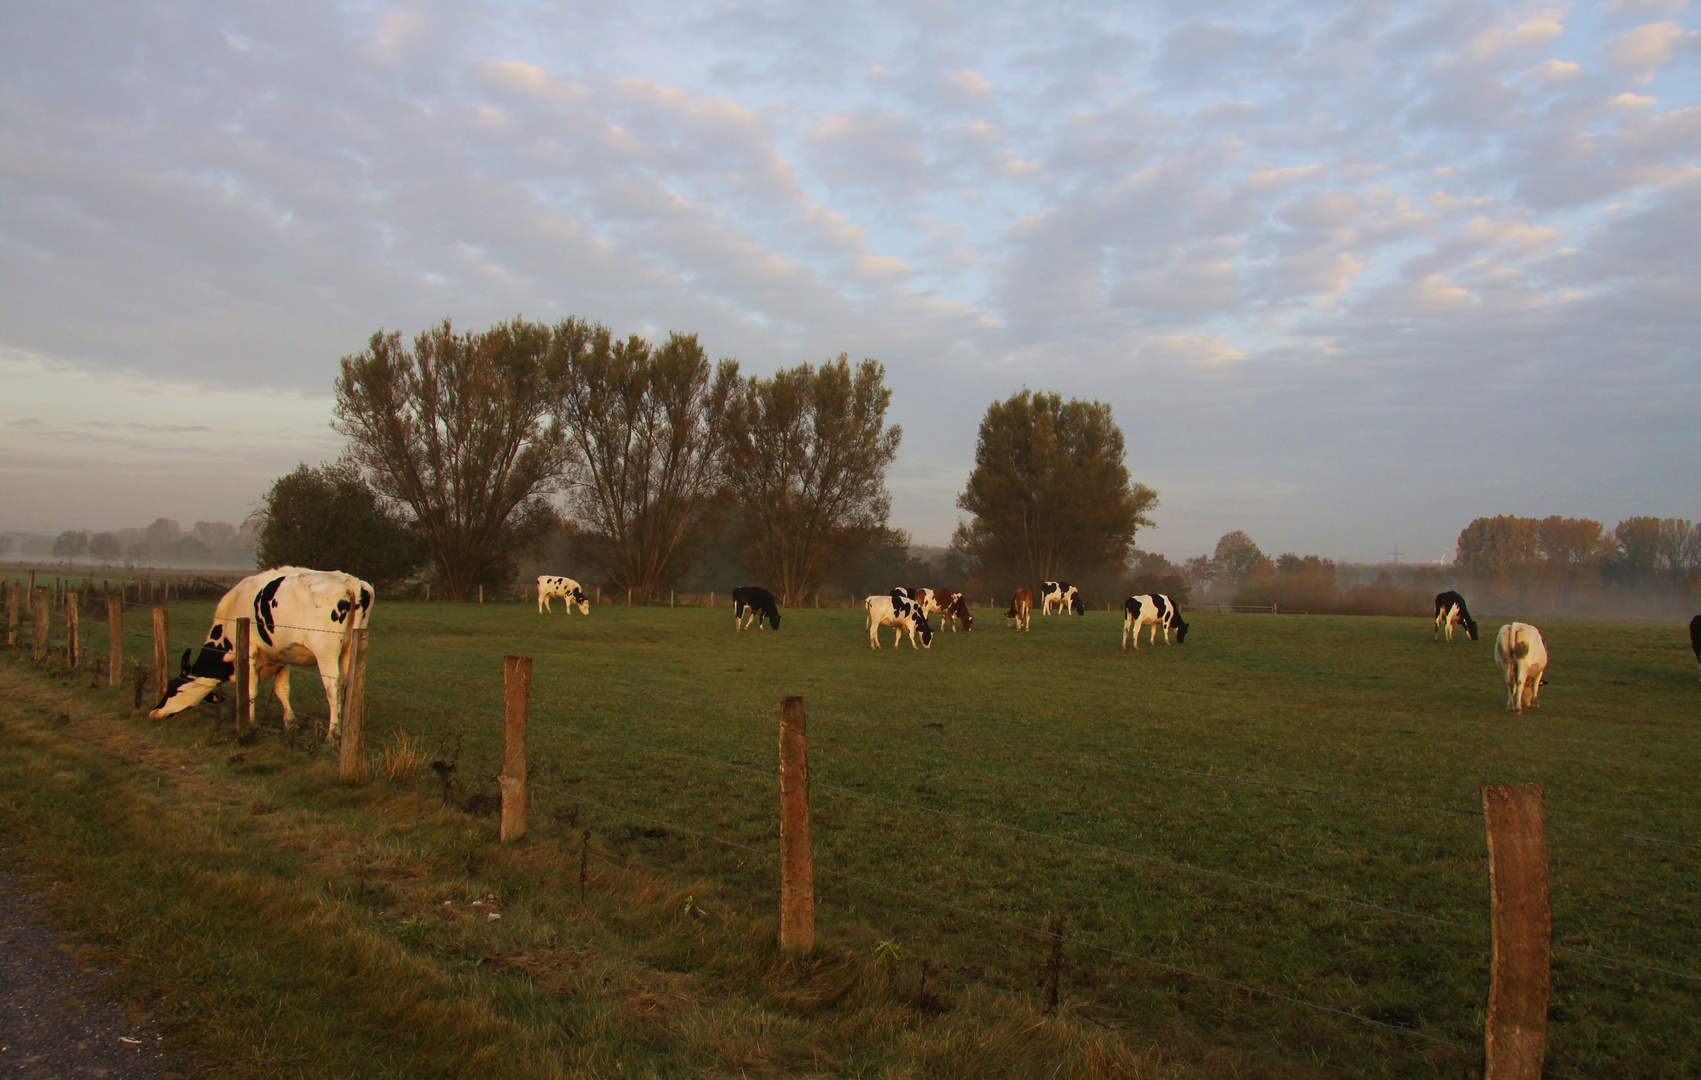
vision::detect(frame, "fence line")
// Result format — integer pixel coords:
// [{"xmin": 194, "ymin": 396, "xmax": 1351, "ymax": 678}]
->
[{"xmin": 526, "ymin": 779, "xmax": 1475, "ymax": 1055}]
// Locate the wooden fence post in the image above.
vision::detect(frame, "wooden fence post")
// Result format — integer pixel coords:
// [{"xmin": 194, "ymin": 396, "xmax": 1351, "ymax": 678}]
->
[
  {"xmin": 107, "ymin": 596, "xmax": 123, "ymax": 686},
  {"xmin": 7, "ymin": 583, "xmax": 19, "ymax": 646},
  {"xmin": 234, "ymin": 617, "xmax": 251, "ymax": 737},
  {"xmin": 66, "ymin": 592, "xmax": 78, "ymax": 668},
  {"xmin": 778, "ymin": 695, "xmax": 814, "ymax": 953},
  {"xmin": 478, "ymin": 584, "xmax": 484, "ymax": 604},
  {"xmin": 339, "ymin": 628, "xmax": 368, "ymax": 782},
  {"xmin": 34, "ymin": 589, "xmax": 50, "ymax": 661},
  {"xmin": 500, "ymin": 655, "xmax": 531, "ymax": 842},
  {"xmin": 1484, "ymin": 784, "xmax": 1550, "ymax": 1080},
  {"xmin": 152, "ymin": 607, "xmax": 169, "ymax": 701}
]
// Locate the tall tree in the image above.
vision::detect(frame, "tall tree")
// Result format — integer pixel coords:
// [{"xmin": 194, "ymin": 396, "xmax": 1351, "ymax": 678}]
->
[
  {"xmin": 953, "ymin": 391, "xmax": 1157, "ymax": 591},
  {"xmin": 553, "ymin": 320, "xmax": 738, "ymax": 599},
  {"xmin": 334, "ymin": 318, "xmax": 572, "ymax": 600},
  {"xmin": 1212, "ymin": 530, "xmax": 1269, "ymax": 586},
  {"xmin": 251, "ymin": 462, "xmax": 424, "ymax": 589},
  {"xmin": 722, "ymin": 355, "xmax": 901, "ymax": 607},
  {"xmin": 1455, "ymin": 515, "xmax": 1541, "ymax": 578}
]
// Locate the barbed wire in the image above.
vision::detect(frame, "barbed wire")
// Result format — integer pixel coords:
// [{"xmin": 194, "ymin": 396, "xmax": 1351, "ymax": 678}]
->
[{"xmin": 527, "ymin": 780, "xmax": 1476, "ymax": 1056}]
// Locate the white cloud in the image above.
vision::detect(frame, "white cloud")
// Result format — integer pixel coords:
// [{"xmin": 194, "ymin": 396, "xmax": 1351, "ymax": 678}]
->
[{"xmin": 1608, "ymin": 20, "xmax": 1700, "ymax": 71}]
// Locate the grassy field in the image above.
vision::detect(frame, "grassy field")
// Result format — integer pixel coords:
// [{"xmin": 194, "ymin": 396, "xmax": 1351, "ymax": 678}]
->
[{"xmin": 4, "ymin": 595, "xmax": 1699, "ymax": 1077}]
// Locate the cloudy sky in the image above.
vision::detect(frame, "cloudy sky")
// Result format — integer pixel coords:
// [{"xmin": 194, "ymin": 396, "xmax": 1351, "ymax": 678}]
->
[{"xmin": 3, "ymin": 0, "xmax": 1697, "ymax": 562}]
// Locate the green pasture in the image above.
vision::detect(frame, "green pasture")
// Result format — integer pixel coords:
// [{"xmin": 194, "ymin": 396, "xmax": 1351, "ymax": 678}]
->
[{"xmin": 57, "ymin": 598, "xmax": 1701, "ymax": 1074}]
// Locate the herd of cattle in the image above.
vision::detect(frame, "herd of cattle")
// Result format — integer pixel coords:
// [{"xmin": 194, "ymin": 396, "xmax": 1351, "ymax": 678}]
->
[{"xmin": 144, "ymin": 568, "xmax": 1701, "ymax": 742}]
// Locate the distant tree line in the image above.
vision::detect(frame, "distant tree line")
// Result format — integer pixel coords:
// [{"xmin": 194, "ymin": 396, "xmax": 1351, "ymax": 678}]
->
[{"xmin": 39, "ymin": 519, "xmax": 256, "ymax": 568}]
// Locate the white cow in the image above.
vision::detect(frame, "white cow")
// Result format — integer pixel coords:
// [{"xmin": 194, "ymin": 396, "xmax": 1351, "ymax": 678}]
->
[
  {"xmin": 1121, "ymin": 594, "xmax": 1190, "ymax": 650},
  {"xmin": 538, "ymin": 575, "xmax": 590, "ymax": 614},
  {"xmin": 865, "ymin": 592, "xmax": 934, "ymax": 650},
  {"xmin": 1494, "ymin": 623, "xmax": 1548, "ymax": 714},
  {"xmin": 150, "ymin": 567, "xmax": 374, "ymax": 741}
]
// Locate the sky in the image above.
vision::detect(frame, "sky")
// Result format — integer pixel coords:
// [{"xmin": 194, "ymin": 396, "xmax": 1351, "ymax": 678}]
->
[{"xmin": 2, "ymin": 0, "xmax": 1697, "ymax": 562}]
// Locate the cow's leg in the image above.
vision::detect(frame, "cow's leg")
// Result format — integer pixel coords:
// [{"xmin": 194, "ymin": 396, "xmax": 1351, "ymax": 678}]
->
[
  {"xmin": 1121, "ymin": 614, "xmax": 1131, "ymax": 650},
  {"xmin": 267, "ymin": 664, "xmax": 295, "ymax": 730}
]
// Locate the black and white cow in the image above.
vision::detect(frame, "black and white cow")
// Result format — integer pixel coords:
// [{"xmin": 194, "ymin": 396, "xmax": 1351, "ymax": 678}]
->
[
  {"xmin": 1689, "ymin": 614, "xmax": 1700, "ymax": 679},
  {"xmin": 733, "ymin": 585, "xmax": 782, "ymax": 631},
  {"xmin": 865, "ymin": 589, "xmax": 933, "ymax": 650},
  {"xmin": 1122, "ymin": 594, "xmax": 1189, "ymax": 650},
  {"xmin": 1433, "ymin": 590, "xmax": 1478, "ymax": 642},
  {"xmin": 1041, "ymin": 580, "xmax": 1085, "ymax": 616},
  {"xmin": 150, "ymin": 567, "xmax": 374, "ymax": 741},
  {"xmin": 538, "ymin": 575, "xmax": 590, "ymax": 615}
]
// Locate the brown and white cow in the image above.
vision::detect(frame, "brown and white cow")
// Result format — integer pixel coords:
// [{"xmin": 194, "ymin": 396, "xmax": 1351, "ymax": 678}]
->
[
  {"xmin": 916, "ymin": 587, "xmax": 974, "ymax": 632},
  {"xmin": 150, "ymin": 567, "xmax": 373, "ymax": 741},
  {"xmin": 1494, "ymin": 622, "xmax": 1548, "ymax": 714},
  {"xmin": 1005, "ymin": 587, "xmax": 1032, "ymax": 631},
  {"xmin": 538, "ymin": 575, "xmax": 590, "ymax": 614},
  {"xmin": 866, "ymin": 590, "xmax": 934, "ymax": 650}
]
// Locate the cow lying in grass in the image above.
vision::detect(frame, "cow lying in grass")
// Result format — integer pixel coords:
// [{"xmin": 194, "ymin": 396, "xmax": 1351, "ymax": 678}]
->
[
  {"xmin": 150, "ymin": 567, "xmax": 374, "ymax": 741},
  {"xmin": 1122, "ymin": 594, "xmax": 1189, "ymax": 650},
  {"xmin": 916, "ymin": 588, "xmax": 973, "ymax": 632},
  {"xmin": 1433, "ymin": 590, "xmax": 1478, "ymax": 642},
  {"xmin": 1494, "ymin": 623, "xmax": 1548, "ymax": 714},
  {"xmin": 866, "ymin": 590, "xmax": 933, "ymax": 650},
  {"xmin": 538, "ymin": 575, "xmax": 590, "ymax": 615},
  {"xmin": 733, "ymin": 586, "xmax": 781, "ymax": 631}
]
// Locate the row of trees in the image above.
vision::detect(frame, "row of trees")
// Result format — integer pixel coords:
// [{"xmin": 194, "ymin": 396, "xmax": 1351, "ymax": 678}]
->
[
  {"xmin": 43, "ymin": 519, "xmax": 255, "ymax": 567},
  {"xmin": 253, "ymin": 318, "xmax": 1164, "ymax": 604},
  {"xmin": 257, "ymin": 318, "xmax": 905, "ymax": 604},
  {"xmin": 1455, "ymin": 514, "xmax": 1701, "ymax": 586}
]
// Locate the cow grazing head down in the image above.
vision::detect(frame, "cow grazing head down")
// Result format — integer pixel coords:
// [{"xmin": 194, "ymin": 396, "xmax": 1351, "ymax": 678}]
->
[
  {"xmin": 154, "ymin": 642, "xmax": 236, "ymax": 712},
  {"xmin": 1172, "ymin": 616, "xmax": 1190, "ymax": 644}
]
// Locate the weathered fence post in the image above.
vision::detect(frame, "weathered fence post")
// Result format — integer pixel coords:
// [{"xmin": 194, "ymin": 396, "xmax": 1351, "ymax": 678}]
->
[
  {"xmin": 151, "ymin": 607, "xmax": 169, "ymax": 701},
  {"xmin": 107, "ymin": 596, "xmax": 123, "ymax": 686},
  {"xmin": 500, "ymin": 655, "xmax": 531, "ymax": 842},
  {"xmin": 33, "ymin": 589, "xmax": 50, "ymax": 660},
  {"xmin": 423, "ymin": 583, "xmax": 430, "ymax": 602},
  {"xmin": 339, "ymin": 627, "xmax": 369, "ymax": 782},
  {"xmin": 778, "ymin": 695, "xmax": 814, "ymax": 953},
  {"xmin": 8, "ymin": 583, "xmax": 20, "ymax": 646},
  {"xmin": 234, "ymin": 617, "xmax": 251, "ymax": 737},
  {"xmin": 65, "ymin": 592, "xmax": 79, "ymax": 668},
  {"xmin": 1484, "ymin": 784, "xmax": 1550, "ymax": 1080},
  {"xmin": 478, "ymin": 584, "xmax": 484, "ymax": 604}
]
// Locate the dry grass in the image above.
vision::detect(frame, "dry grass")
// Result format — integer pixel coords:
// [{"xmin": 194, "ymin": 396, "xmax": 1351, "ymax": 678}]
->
[{"xmin": 377, "ymin": 730, "xmax": 427, "ymax": 784}]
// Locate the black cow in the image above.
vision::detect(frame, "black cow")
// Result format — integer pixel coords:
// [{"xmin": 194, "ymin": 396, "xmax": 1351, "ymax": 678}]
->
[
  {"xmin": 733, "ymin": 586, "xmax": 781, "ymax": 631},
  {"xmin": 1690, "ymin": 614, "xmax": 1700, "ymax": 679},
  {"xmin": 1433, "ymin": 591, "xmax": 1478, "ymax": 642}
]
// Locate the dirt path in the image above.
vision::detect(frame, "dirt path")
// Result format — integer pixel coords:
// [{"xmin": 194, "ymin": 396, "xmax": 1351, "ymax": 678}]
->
[{"xmin": 0, "ymin": 861, "xmax": 176, "ymax": 1078}]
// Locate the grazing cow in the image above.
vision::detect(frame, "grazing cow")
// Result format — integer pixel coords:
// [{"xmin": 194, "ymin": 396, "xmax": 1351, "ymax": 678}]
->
[
  {"xmin": 1041, "ymin": 581, "xmax": 1082, "ymax": 616},
  {"xmin": 1689, "ymin": 615, "xmax": 1700, "ymax": 679},
  {"xmin": 1121, "ymin": 594, "xmax": 1190, "ymax": 650},
  {"xmin": 1494, "ymin": 623, "xmax": 1548, "ymax": 714},
  {"xmin": 1005, "ymin": 588, "xmax": 1033, "ymax": 631},
  {"xmin": 866, "ymin": 589, "xmax": 934, "ymax": 650},
  {"xmin": 150, "ymin": 567, "xmax": 373, "ymax": 741},
  {"xmin": 733, "ymin": 585, "xmax": 782, "ymax": 631},
  {"xmin": 1433, "ymin": 590, "xmax": 1478, "ymax": 642},
  {"xmin": 916, "ymin": 587, "xmax": 974, "ymax": 632},
  {"xmin": 538, "ymin": 575, "xmax": 590, "ymax": 615}
]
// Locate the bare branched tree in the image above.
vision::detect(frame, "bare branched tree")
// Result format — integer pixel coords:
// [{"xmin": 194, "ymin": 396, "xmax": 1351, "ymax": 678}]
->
[
  {"xmin": 552, "ymin": 319, "xmax": 738, "ymax": 599},
  {"xmin": 334, "ymin": 318, "xmax": 571, "ymax": 600},
  {"xmin": 723, "ymin": 356, "xmax": 901, "ymax": 607}
]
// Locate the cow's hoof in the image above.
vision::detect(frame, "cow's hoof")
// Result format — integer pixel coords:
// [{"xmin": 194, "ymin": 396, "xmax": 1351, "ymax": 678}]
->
[{"xmin": 147, "ymin": 708, "xmax": 163, "ymax": 719}]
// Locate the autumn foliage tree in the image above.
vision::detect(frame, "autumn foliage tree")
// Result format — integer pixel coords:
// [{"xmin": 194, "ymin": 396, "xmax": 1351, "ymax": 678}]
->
[
  {"xmin": 952, "ymin": 391, "xmax": 1156, "ymax": 593},
  {"xmin": 552, "ymin": 320, "xmax": 738, "ymax": 600},
  {"xmin": 334, "ymin": 318, "xmax": 572, "ymax": 601},
  {"xmin": 722, "ymin": 355, "xmax": 901, "ymax": 607}
]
